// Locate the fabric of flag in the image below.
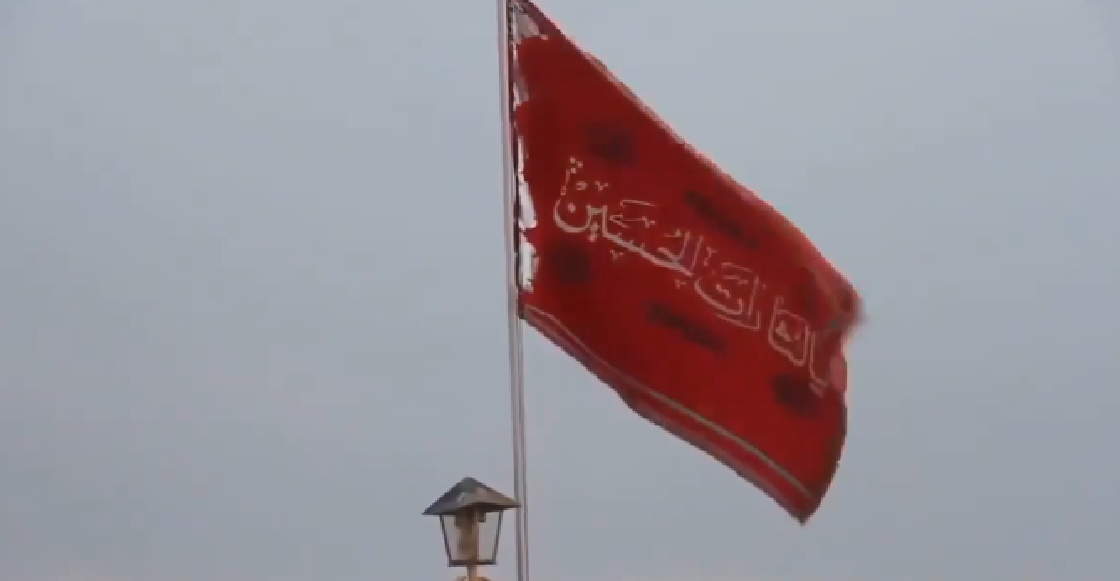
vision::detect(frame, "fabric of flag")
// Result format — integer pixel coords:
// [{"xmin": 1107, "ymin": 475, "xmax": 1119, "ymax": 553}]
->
[{"xmin": 508, "ymin": 0, "xmax": 863, "ymax": 523}]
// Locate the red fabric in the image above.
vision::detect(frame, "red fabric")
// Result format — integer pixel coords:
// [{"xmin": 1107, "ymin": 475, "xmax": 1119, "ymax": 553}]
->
[{"xmin": 510, "ymin": 0, "xmax": 862, "ymax": 523}]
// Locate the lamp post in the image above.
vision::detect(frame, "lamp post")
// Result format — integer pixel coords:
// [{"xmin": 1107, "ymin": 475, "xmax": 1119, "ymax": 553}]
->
[{"xmin": 424, "ymin": 477, "xmax": 520, "ymax": 581}]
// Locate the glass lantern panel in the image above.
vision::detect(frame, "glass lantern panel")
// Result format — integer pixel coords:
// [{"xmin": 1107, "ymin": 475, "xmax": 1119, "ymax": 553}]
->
[{"xmin": 440, "ymin": 510, "xmax": 504, "ymax": 566}]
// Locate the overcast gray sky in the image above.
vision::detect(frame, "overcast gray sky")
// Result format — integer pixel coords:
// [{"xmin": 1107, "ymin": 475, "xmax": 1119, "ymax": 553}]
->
[{"xmin": 1, "ymin": 1, "xmax": 1118, "ymax": 580}]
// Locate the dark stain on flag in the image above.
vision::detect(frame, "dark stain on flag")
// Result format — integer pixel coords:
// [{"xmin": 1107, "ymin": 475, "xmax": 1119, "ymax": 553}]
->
[
  {"xmin": 792, "ymin": 272, "xmax": 822, "ymax": 322},
  {"xmin": 585, "ymin": 121, "xmax": 635, "ymax": 165},
  {"xmin": 771, "ymin": 374, "xmax": 820, "ymax": 417},
  {"xmin": 682, "ymin": 190, "xmax": 761, "ymax": 252},
  {"xmin": 647, "ymin": 302, "xmax": 727, "ymax": 354},
  {"xmin": 546, "ymin": 240, "xmax": 592, "ymax": 284}
]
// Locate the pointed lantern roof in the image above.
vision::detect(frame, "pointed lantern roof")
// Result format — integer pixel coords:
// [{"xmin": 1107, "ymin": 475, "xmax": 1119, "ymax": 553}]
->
[{"xmin": 422, "ymin": 477, "xmax": 520, "ymax": 516}]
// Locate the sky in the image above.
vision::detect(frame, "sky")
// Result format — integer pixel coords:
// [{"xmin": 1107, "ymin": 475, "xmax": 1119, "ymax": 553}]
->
[{"xmin": 1, "ymin": 1, "xmax": 1118, "ymax": 580}]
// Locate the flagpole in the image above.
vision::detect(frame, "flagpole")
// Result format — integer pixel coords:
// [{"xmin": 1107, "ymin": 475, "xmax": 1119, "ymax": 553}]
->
[{"xmin": 495, "ymin": 2, "xmax": 531, "ymax": 581}]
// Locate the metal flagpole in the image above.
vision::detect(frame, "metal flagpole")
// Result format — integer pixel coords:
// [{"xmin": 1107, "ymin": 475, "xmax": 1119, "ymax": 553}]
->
[{"xmin": 495, "ymin": 2, "xmax": 531, "ymax": 581}]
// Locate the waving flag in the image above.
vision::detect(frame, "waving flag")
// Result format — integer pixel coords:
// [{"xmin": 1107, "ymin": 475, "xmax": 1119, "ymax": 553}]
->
[{"xmin": 507, "ymin": 0, "xmax": 862, "ymax": 522}]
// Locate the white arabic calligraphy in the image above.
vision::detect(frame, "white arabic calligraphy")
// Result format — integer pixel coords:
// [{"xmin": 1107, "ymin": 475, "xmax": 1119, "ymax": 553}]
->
[
  {"xmin": 768, "ymin": 296, "xmax": 810, "ymax": 366},
  {"xmin": 696, "ymin": 262, "xmax": 765, "ymax": 331},
  {"xmin": 806, "ymin": 330, "xmax": 838, "ymax": 394},
  {"xmin": 552, "ymin": 159, "xmax": 694, "ymax": 276},
  {"xmin": 550, "ymin": 155, "xmax": 842, "ymax": 391}
]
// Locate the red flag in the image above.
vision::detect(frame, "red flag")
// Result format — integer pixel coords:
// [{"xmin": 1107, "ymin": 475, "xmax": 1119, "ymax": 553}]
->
[{"xmin": 508, "ymin": 0, "xmax": 862, "ymax": 522}]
